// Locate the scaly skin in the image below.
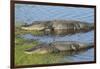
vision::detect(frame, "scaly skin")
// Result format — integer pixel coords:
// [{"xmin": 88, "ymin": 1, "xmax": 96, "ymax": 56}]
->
[
  {"xmin": 24, "ymin": 41, "xmax": 94, "ymax": 54},
  {"xmin": 21, "ymin": 20, "xmax": 94, "ymax": 35}
]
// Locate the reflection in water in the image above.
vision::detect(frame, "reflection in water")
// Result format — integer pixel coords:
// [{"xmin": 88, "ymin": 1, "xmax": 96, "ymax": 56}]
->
[
  {"xmin": 19, "ymin": 31, "xmax": 94, "ymax": 62},
  {"xmin": 54, "ymin": 48, "xmax": 94, "ymax": 62},
  {"xmin": 15, "ymin": 4, "xmax": 95, "ymax": 64},
  {"xmin": 20, "ymin": 30, "xmax": 94, "ymax": 43},
  {"xmin": 27, "ymin": 48, "xmax": 94, "ymax": 64}
]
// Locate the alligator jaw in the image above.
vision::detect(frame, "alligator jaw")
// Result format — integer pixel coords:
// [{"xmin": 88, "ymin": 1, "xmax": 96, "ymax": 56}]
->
[
  {"xmin": 21, "ymin": 20, "xmax": 94, "ymax": 35},
  {"xmin": 24, "ymin": 42, "xmax": 94, "ymax": 54}
]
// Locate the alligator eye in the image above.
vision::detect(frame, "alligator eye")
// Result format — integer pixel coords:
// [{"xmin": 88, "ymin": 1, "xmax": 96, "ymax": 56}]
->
[{"xmin": 71, "ymin": 45, "xmax": 76, "ymax": 51}]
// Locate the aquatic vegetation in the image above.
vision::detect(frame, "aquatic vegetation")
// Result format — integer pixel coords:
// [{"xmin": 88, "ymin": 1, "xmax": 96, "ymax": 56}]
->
[
  {"xmin": 15, "ymin": 37, "xmax": 40, "ymax": 65},
  {"xmin": 15, "ymin": 36, "xmax": 94, "ymax": 65},
  {"xmin": 15, "ymin": 37, "xmax": 71, "ymax": 65},
  {"xmin": 14, "ymin": 3, "xmax": 95, "ymax": 67},
  {"xmin": 15, "ymin": 21, "xmax": 94, "ymax": 65}
]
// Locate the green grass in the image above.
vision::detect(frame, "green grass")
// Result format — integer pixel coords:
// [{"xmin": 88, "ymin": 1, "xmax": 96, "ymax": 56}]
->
[
  {"xmin": 15, "ymin": 22, "xmax": 69, "ymax": 66},
  {"xmin": 15, "ymin": 37, "xmax": 65, "ymax": 66}
]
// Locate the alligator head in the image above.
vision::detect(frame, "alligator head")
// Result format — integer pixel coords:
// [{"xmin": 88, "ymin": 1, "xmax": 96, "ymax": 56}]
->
[{"xmin": 24, "ymin": 41, "xmax": 94, "ymax": 54}]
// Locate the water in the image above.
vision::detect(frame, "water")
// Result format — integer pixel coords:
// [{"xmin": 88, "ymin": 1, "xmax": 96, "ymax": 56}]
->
[
  {"xmin": 15, "ymin": 4, "xmax": 94, "ymax": 23},
  {"xmin": 21, "ymin": 30, "xmax": 94, "ymax": 44},
  {"xmin": 15, "ymin": 4, "xmax": 95, "ymax": 64}
]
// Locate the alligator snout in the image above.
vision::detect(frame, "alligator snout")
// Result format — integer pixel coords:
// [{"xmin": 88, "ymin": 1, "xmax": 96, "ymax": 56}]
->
[
  {"xmin": 24, "ymin": 41, "xmax": 94, "ymax": 54},
  {"xmin": 21, "ymin": 20, "xmax": 94, "ymax": 35}
]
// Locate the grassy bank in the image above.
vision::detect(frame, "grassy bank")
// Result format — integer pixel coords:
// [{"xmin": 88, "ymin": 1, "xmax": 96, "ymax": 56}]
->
[
  {"xmin": 14, "ymin": 22, "xmax": 60, "ymax": 65},
  {"xmin": 15, "ymin": 22, "xmax": 69, "ymax": 66},
  {"xmin": 15, "ymin": 37, "xmax": 68, "ymax": 66}
]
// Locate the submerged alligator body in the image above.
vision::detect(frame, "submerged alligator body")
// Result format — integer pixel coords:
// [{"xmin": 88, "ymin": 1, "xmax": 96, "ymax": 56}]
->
[
  {"xmin": 21, "ymin": 20, "xmax": 94, "ymax": 35},
  {"xmin": 25, "ymin": 41, "xmax": 94, "ymax": 54}
]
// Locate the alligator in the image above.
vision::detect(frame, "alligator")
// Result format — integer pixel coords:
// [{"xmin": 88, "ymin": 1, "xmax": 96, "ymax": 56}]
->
[
  {"xmin": 24, "ymin": 41, "xmax": 94, "ymax": 54},
  {"xmin": 21, "ymin": 20, "xmax": 94, "ymax": 35}
]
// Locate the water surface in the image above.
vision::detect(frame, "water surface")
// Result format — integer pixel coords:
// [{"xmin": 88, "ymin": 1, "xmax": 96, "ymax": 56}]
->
[{"xmin": 15, "ymin": 4, "xmax": 95, "ymax": 64}]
